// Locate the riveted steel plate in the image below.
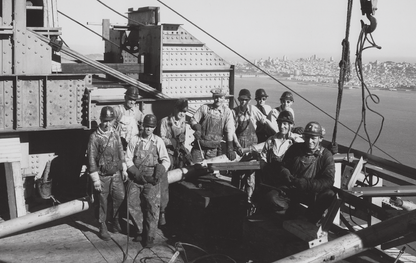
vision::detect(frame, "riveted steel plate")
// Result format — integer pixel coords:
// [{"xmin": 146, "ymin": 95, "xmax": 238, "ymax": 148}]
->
[
  {"xmin": 16, "ymin": 78, "xmax": 42, "ymax": 128},
  {"xmin": 0, "ymin": 77, "xmax": 14, "ymax": 130},
  {"xmin": 161, "ymin": 72, "xmax": 230, "ymax": 98},
  {"xmin": 162, "ymin": 46, "xmax": 230, "ymax": 71},
  {"xmin": 162, "ymin": 24, "xmax": 203, "ymax": 45}
]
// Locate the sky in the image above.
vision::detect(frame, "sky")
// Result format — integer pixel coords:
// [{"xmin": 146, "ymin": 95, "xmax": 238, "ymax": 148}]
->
[{"xmin": 58, "ymin": 0, "xmax": 416, "ymax": 64}]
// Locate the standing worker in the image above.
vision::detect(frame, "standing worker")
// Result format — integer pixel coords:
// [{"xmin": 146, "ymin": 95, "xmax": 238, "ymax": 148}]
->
[
  {"xmin": 113, "ymin": 86, "xmax": 144, "ymax": 150},
  {"xmin": 232, "ymin": 89, "xmax": 275, "ymax": 215},
  {"xmin": 126, "ymin": 114, "xmax": 170, "ymax": 247},
  {"xmin": 87, "ymin": 106, "xmax": 127, "ymax": 241},
  {"xmin": 267, "ymin": 121, "xmax": 335, "ymax": 225},
  {"xmin": 189, "ymin": 88, "xmax": 236, "ymax": 162},
  {"xmin": 254, "ymin": 88, "xmax": 273, "ymax": 143},
  {"xmin": 158, "ymin": 99, "xmax": 192, "ymax": 226}
]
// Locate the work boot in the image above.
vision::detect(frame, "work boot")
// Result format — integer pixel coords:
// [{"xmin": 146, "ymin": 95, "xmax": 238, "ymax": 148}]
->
[
  {"xmin": 99, "ymin": 223, "xmax": 111, "ymax": 241},
  {"xmin": 111, "ymin": 218, "xmax": 122, "ymax": 233},
  {"xmin": 159, "ymin": 211, "xmax": 166, "ymax": 226}
]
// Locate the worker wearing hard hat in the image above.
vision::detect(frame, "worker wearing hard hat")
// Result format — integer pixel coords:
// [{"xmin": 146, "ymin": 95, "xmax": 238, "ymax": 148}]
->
[
  {"xmin": 87, "ymin": 106, "xmax": 128, "ymax": 241},
  {"xmin": 125, "ymin": 114, "xmax": 170, "ymax": 247},
  {"xmin": 266, "ymin": 121, "xmax": 335, "ymax": 225}
]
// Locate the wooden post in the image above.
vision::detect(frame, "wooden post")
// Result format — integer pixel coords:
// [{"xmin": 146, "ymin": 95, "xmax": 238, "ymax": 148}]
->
[{"xmin": 4, "ymin": 162, "xmax": 26, "ymax": 218}]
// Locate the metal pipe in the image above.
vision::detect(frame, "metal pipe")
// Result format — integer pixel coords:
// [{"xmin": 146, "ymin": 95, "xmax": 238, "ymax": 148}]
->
[
  {"xmin": 0, "ymin": 198, "xmax": 90, "ymax": 239},
  {"xmin": 274, "ymin": 209, "xmax": 416, "ymax": 263}
]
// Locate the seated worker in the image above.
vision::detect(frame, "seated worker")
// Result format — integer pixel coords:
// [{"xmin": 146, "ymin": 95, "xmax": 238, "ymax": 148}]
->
[
  {"xmin": 260, "ymin": 110, "xmax": 302, "ymax": 187},
  {"xmin": 266, "ymin": 121, "xmax": 335, "ymax": 225},
  {"xmin": 190, "ymin": 88, "xmax": 236, "ymax": 162},
  {"xmin": 254, "ymin": 88, "xmax": 273, "ymax": 143},
  {"xmin": 231, "ymin": 88, "xmax": 275, "ymax": 214},
  {"xmin": 158, "ymin": 99, "xmax": 193, "ymax": 226},
  {"xmin": 125, "ymin": 114, "xmax": 170, "ymax": 247}
]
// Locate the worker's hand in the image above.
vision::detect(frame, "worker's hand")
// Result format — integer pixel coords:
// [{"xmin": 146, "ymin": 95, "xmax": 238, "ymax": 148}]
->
[
  {"xmin": 226, "ymin": 141, "xmax": 236, "ymax": 161},
  {"xmin": 236, "ymin": 146, "xmax": 244, "ymax": 156},
  {"xmin": 292, "ymin": 178, "xmax": 308, "ymax": 190},
  {"xmin": 122, "ymin": 170, "xmax": 128, "ymax": 182},
  {"xmin": 281, "ymin": 169, "xmax": 294, "ymax": 184},
  {"xmin": 292, "ymin": 126, "xmax": 304, "ymax": 135},
  {"xmin": 127, "ymin": 166, "xmax": 147, "ymax": 185},
  {"xmin": 93, "ymin": 180, "xmax": 102, "ymax": 192}
]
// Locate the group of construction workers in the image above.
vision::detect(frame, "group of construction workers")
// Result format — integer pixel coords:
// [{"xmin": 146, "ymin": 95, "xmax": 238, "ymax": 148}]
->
[{"xmin": 87, "ymin": 85, "xmax": 336, "ymax": 247}]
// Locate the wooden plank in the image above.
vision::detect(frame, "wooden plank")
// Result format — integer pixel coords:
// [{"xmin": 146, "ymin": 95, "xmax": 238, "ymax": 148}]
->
[
  {"xmin": 4, "ymin": 161, "xmax": 26, "ymax": 218},
  {"xmin": 61, "ymin": 63, "xmax": 144, "ymax": 74}
]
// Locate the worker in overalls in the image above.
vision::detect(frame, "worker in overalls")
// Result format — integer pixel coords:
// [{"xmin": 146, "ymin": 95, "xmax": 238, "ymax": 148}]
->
[
  {"xmin": 190, "ymin": 88, "xmax": 236, "ymax": 162},
  {"xmin": 267, "ymin": 121, "xmax": 335, "ymax": 225},
  {"xmin": 125, "ymin": 114, "xmax": 170, "ymax": 247},
  {"xmin": 87, "ymin": 106, "xmax": 127, "ymax": 241},
  {"xmin": 113, "ymin": 86, "xmax": 144, "ymax": 150},
  {"xmin": 158, "ymin": 99, "xmax": 192, "ymax": 226},
  {"xmin": 231, "ymin": 89, "xmax": 275, "ymax": 215}
]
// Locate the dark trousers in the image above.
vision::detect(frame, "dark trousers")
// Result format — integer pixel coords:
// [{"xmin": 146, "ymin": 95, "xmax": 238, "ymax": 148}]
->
[{"xmin": 95, "ymin": 172, "xmax": 125, "ymax": 224}]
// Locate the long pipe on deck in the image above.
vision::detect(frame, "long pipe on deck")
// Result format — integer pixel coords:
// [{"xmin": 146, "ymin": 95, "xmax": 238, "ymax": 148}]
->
[
  {"xmin": 274, "ymin": 209, "xmax": 416, "ymax": 263},
  {"xmin": 0, "ymin": 198, "xmax": 90, "ymax": 238},
  {"xmin": 0, "ymin": 143, "xmax": 265, "ymax": 238}
]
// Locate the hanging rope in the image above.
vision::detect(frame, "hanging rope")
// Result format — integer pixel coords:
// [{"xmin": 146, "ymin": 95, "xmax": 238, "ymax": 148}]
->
[{"xmin": 331, "ymin": 0, "xmax": 353, "ymax": 153}]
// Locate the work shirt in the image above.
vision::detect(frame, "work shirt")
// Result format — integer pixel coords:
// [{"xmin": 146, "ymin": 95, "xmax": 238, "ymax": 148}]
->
[
  {"xmin": 113, "ymin": 104, "xmax": 144, "ymax": 144},
  {"xmin": 87, "ymin": 126, "xmax": 125, "ymax": 175},
  {"xmin": 232, "ymin": 105, "xmax": 270, "ymax": 132},
  {"xmin": 159, "ymin": 114, "xmax": 187, "ymax": 147},
  {"xmin": 191, "ymin": 103, "xmax": 235, "ymax": 139},
  {"xmin": 260, "ymin": 132, "xmax": 302, "ymax": 163},
  {"xmin": 255, "ymin": 104, "xmax": 272, "ymax": 116},
  {"xmin": 126, "ymin": 133, "xmax": 170, "ymax": 171}
]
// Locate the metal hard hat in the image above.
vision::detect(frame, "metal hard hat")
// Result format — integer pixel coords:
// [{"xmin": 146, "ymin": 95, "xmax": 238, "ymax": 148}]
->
[
  {"xmin": 303, "ymin": 121, "xmax": 323, "ymax": 137},
  {"xmin": 100, "ymin": 106, "xmax": 115, "ymax": 121},
  {"xmin": 174, "ymin": 99, "xmax": 188, "ymax": 111},
  {"xmin": 255, "ymin": 89, "xmax": 268, "ymax": 99},
  {"xmin": 280, "ymin": 91, "xmax": 294, "ymax": 102},
  {"xmin": 276, "ymin": 111, "xmax": 294, "ymax": 124},
  {"xmin": 238, "ymin": 89, "xmax": 251, "ymax": 100},
  {"xmin": 125, "ymin": 86, "xmax": 139, "ymax": 100},
  {"xmin": 143, "ymin": 114, "xmax": 157, "ymax": 128},
  {"xmin": 210, "ymin": 88, "xmax": 228, "ymax": 96}
]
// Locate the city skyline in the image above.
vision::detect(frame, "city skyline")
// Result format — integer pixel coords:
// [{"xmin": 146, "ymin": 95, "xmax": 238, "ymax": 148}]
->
[{"xmin": 58, "ymin": 0, "xmax": 416, "ymax": 64}]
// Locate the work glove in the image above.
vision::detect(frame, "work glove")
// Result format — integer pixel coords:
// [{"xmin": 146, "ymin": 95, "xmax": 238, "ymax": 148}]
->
[
  {"xmin": 90, "ymin": 171, "xmax": 102, "ymax": 192},
  {"xmin": 292, "ymin": 178, "xmax": 308, "ymax": 191},
  {"xmin": 147, "ymin": 164, "xmax": 165, "ymax": 186},
  {"xmin": 127, "ymin": 165, "xmax": 147, "ymax": 185},
  {"xmin": 281, "ymin": 169, "xmax": 294, "ymax": 184},
  {"xmin": 170, "ymin": 137, "xmax": 178, "ymax": 149},
  {"xmin": 199, "ymin": 139, "xmax": 221, "ymax": 149},
  {"xmin": 292, "ymin": 126, "xmax": 304, "ymax": 135},
  {"xmin": 192, "ymin": 123, "xmax": 202, "ymax": 141},
  {"xmin": 236, "ymin": 146, "xmax": 244, "ymax": 157},
  {"xmin": 226, "ymin": 141, "xmax": 236, "ymax": 161}
]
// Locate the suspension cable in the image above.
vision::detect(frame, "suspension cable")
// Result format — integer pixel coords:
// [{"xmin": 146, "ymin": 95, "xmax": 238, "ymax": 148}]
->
[
  {"xmin": 157, "ymin": 0, "xmax": 400, "ymax": 163},
  {"xmin": 57, "ymin": 10, "xmax": 139, "ymax": 59}
]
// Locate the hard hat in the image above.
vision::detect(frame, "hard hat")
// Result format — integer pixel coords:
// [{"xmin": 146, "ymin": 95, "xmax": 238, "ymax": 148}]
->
[
  {"xmin": 174, "ymin": 99, "xmax": 188, "ymax": 112},
  {"xmin": 255, "ymin": 89, "xmax": 268, "ymax": 99},
  {"xmin": 238, "ymin": 89, "xmax": 251, "ymax": 100},
  {"xmin": 143, "ymin": 114, "xmax": 157, "ymax": 128},
  {"xmin": 303, "ymin": 121, "xmax": 323, "ymax": 137},
  {"xmin": 100, "ymin": 106, "xmax": 115, "ymax": 121},
  {"xmin": 280, "ymin": 91, "xmax": 294, "ymax": 102},
  {"xmin": 276, "ymin": 111, "xmax": 294, "ymax": 124},
  {"xmin": 125, "ymin": 86, "xmax": 139, "ymax": 100}
]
